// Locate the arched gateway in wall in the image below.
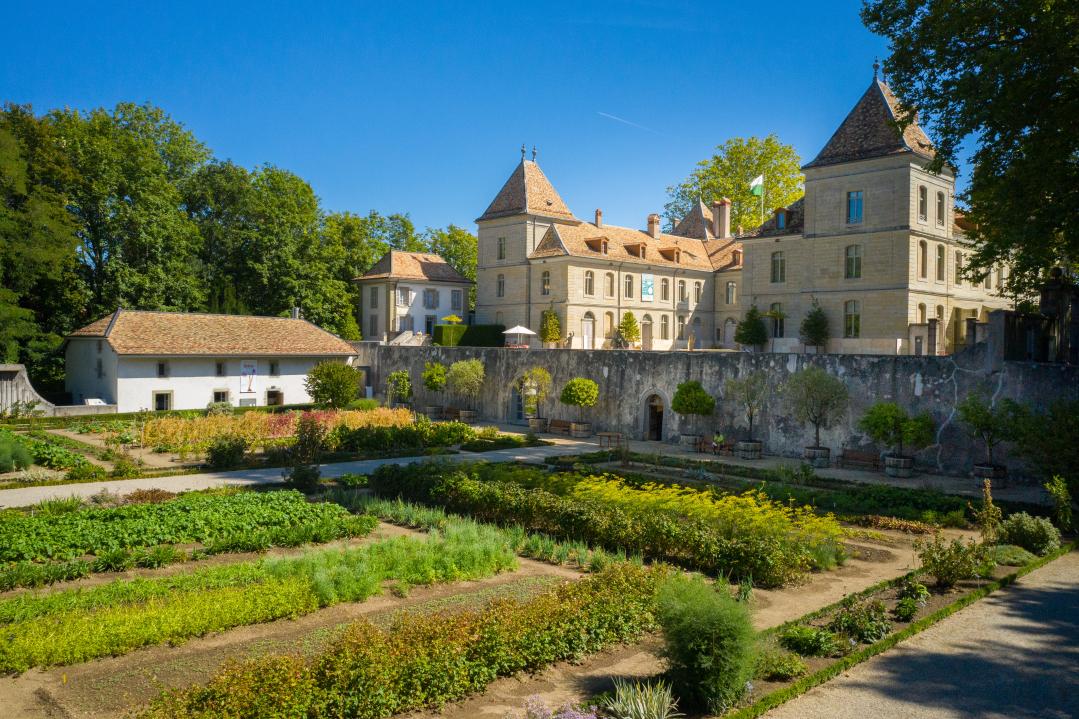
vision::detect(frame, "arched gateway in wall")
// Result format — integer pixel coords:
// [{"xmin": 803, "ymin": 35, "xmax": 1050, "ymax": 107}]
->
[{"xmin": 638, "ymin": 390, "xmax": 668, "ymax": 441}]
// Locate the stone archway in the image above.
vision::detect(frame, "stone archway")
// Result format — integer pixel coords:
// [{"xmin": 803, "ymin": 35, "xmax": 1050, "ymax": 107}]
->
[{"xmin": 637, "ymin": 387, "xmax": 671, "ymax": 441}]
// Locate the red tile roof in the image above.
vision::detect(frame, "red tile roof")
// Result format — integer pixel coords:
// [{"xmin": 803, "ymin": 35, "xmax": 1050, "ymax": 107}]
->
[{"xmin": 356, "ymin": 251, "xmax": 472, "ymax": 284}]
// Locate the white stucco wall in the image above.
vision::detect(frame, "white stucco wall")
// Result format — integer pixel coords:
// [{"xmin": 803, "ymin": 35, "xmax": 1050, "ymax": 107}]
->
[
  {"xmin": 65, "ymin": 338, "xmax": 118, "ymax": 404},
  {"xmin": 392, "ymin": 282, "xmax": 469, "ymax": 334},
  {"xmin": 112, "ymin": 356, "xmax": 349, "ymax": 413}
]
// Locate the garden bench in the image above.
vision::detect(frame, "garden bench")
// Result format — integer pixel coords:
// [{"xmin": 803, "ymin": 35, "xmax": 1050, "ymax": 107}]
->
[
  {"xmin": 597, "ymin": 431, "xmax": 624, "ymax": 448},
  {"xmin": 547, "ymin": 419, "xmax": 572, "ymax": 436},
  {"xmin": 837, "ymin": 448, "xmax": 880, "ymax": 471},
  {"xmin": 442, "ymin": 408, "xmax": 461, "ymax": 421}
]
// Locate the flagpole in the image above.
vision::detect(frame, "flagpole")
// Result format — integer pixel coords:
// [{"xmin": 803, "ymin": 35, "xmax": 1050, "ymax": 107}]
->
[{"xmin": 760, "ymin": 175, "xmax": 765, "ymax": 225}]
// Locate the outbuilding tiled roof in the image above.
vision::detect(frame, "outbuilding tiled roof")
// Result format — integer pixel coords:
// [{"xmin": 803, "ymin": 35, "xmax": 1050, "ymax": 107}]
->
[
  {"xmin": 477, "ymin": 160, "xmax": 576, "ymax": 222},
  {"xmin": 530, "ymin": 220, "xmax": 741, "ymax": 272},
  {"xmin": 69, "ymin": 310, "xmax": 357, "ymax": 357},
  {"xmin": 356, "ymin": 251, "xmax": 473, "ymax": 284},
  {"xmin": 804, "ymin": 79, "xmax": 936, "ymax": 169},
  {"xmin": 671, "ymin": 199, "xmax": 717, "ymax": 240}
]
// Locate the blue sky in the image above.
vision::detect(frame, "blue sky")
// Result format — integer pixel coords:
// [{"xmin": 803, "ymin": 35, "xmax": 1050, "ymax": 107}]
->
[{"xmin": 3, "ymin": 1, "xmax": 904, "ymax": 232}]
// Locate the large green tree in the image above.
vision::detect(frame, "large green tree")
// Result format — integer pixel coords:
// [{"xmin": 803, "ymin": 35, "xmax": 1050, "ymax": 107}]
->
[
  {"xmin": 665, "ymin": 135, "xmax": 804, "ymax": 232},
  {"xmin": 862, "ymin": 1, "xmax": 1079, "ymax": 294}
]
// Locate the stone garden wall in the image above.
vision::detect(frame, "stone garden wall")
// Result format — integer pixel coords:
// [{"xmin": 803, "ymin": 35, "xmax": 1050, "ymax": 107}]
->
[{"xmin": 352, "ymin": 343, "xmax": 1079, "ymax": 480}]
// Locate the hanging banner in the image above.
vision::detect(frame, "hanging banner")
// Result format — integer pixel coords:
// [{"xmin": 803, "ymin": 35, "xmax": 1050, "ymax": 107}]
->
[
  {"xmin": 641, "ymin": 274, "xmax": 654, "ymax": 302},
  {"xmin": 240, "ymin": 360, "xmax": 258, "ymax": 394}
]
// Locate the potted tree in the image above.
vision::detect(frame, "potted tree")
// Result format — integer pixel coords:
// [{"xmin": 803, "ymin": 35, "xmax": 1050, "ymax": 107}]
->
[
  {"xmin": 386, "ymin": 370, "xmax": 412, "ymax": 408},
  {"xmin": 421, "ymin": 361, "xmax": 447, "ymax": 419},
  {"xmin": 799, "ymin": 299, "xmax": 829, "ymax": 354},
  {"xmin": 957, "ymin": 392, "xmax": 1018, "ymax": 482},
  {"xmin": 671, "ymin": 380, "xmax": 715, "ymax": 446},
  {"xmin": 858, "ymin": 402, "xmax": 935, "ymax": 478},
  {"xmin": 725, "ymin": 371, "xmax": 768, "ymax": 459},
  {"xmin": 540, "ymin": 306, "xmax": 561, "ymax": 348},
  {"xmin": 735, "ymin": 306, "xmax": 768, "ymax": 352},
  {"xmin": 784, "ymin": 366, "xmax": 849, "ymax": 467},
  {"xmin": 618, "ymin": 312, "xmax": 640, "ymax": 349},
  {"xmin": 560, "ymin": 377, "xmax": 599, "ymax": 437},
  {"xmin": 446, "ymin": 359, "xmax": 485, "ymax": 423},
  {"xmin": 515, "ymin": 366, "xmax": 552, "ymax": 432}
]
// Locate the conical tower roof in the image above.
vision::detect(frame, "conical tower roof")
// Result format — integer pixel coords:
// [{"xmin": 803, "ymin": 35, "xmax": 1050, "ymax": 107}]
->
[
  {"xmin": 477, "ymin": 159, "xmax": 575, "ymax": 222},
  {"xmin": 804, "ymin": 78, "xmax": 935, "ymax": 169},
  {"xmin": 671, "ymin": 198, "xmax": 716, "ymax": 240}
]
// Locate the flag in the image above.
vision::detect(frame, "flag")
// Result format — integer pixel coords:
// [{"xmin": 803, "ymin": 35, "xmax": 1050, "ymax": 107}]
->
[{"xmin": 749, "ymin": 174, "xmax": 764, "ymax": 197}]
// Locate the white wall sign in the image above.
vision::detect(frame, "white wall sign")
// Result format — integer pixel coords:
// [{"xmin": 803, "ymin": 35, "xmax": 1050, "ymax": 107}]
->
[
  {"xmin": 240, "ymin": 360, "xmax": 258, "ymax": 394},
  {"xmin": 641, "ymin": 274, "xmax": 654, "ymax": 302}
]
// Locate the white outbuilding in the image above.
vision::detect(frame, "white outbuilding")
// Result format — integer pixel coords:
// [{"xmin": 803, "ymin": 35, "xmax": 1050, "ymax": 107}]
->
[{"xmin": 65, "ymin": 309, "xmax": 358, "ymax": 412}]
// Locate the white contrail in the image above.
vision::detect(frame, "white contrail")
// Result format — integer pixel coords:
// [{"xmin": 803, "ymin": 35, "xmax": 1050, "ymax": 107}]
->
[{"xmin": 596, "ymin": 111, "xmax": 664, "ymax": 136}]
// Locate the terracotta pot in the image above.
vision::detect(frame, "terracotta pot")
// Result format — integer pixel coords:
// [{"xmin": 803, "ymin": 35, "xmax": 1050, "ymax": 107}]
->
[
  {"xmin": 803, "ymin": 446, "xmax": 831, "ymax": 468},
  {"xmin": 884, "ymin": 455, "xmax": 914, "ymax": 478},
  {"xmin": 570, "ymin": 421, "xmax": 592, "ymax": 438},
  {"xmin": 737, "ymin": 440, "xmax": 762, "ymax": 460}
]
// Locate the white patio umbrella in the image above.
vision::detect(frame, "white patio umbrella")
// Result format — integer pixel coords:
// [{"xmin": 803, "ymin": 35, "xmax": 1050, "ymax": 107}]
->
[{"xmin": 502, "ymin": 325, "xmax": 537, "ymax": 346}]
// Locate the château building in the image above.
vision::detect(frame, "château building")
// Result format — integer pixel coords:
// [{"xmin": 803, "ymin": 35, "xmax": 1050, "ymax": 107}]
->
[{"xmin": 474, "ymin": 73, "xmax": 1011, "ymax": 354}]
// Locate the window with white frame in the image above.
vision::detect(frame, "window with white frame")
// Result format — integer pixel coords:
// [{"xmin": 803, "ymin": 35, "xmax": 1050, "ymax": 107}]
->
[
  {"xmin": 496, "ymin": 274, "xmax": 505, "ymax": 297},
  {"xmin": 213, "ymin": 390, "xmax": 229, "ymax": 404},
  {"xmin": 936, "ymin": 191, "xmax": 946, "ymax": 226},
  {"xmin": 397, "ymin": 286, "xmax": 413, "ymax": 306},
  {"xmin": 918, "ymin": 185, "xmax": 928, "ymax": 221},
  {"xmin": 660, "ymin": 315, "xmax": 670, "ymax": 340},
  {"xmin": 919, "ymin": 241, "xmax": 928, "ymax": 279},
  {"xmin": 661, "ymin": 278, "xmax": 669, "ymax": 301},
  {"xmin": 677, "ymin": 315, "xmax": 686, "ymax": 340},
  {"xmin": 423, "ymin": 288, "xmax": 439, "ymax": 309},
  {"xmin": 624, "ymin": 274, "xmax": 634, "ymax": 299},
  {"xmin": 936, "ymin": 244, "xmax": 945, "ymax": 281},
  {"xmin": 369, "ymin": 286, "xmax": 379, "ymax": 308},
  {"xmin": 954, "ymin": 251, "xmax": 963, "ymax": 285},
  {"xmin": 844, "ymin": 300, "xmax": 860, "ymax": 338},
  {"xmin": 451, "ymin": 289, "xmax": 462, "ymax": 310},
  {"xmin": 770, "ymin": 302, "xmax": 784, "ymax": 338},
  {"xmin": 771, "ymin": 251, "xmax": 786, "ymax": 283},
  {"xmin": 605, "ymin": 272, "xmax": 615, "ymax": 297},
  {"xmin": 726, "ymin": 281, "xmax": 737, "ymax": 305},
  {"xmin": 541, "ymin": 270, "xmax": 551, "ymax": 296},
  {"xmin": 845, "ymin": 244, "xmax": 862, "ymax": 279},
  {"xmin": 584, "ymin": 270, "xmax": 594, "ymax": 296},
  {"xmin": 693, "ymin": 281, "xmax": 702, "ymax": 303},
  {"xmin": 846, "ymin": 191, "xmax": 863, "ymax": 224},
  {"xmin": 678, "ymin": 280, "xmax": 687, "ymax": 302}
]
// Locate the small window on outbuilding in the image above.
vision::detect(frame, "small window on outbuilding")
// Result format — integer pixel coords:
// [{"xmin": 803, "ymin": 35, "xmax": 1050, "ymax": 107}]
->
[
  {"xmin": 215, "ymin": 361, "xmax": 226, "ymax": 377},
  {"xmin": 269, "ymin": 361, "xmax": 280, "ymax": 377},
  {"xmin": 157, "ymin": 361, "xmax": 168, "ymax": 378}
]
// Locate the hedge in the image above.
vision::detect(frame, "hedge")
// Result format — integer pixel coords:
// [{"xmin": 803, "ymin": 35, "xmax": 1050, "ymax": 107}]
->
[{"xmin": 432, "ymin": 324, "xmax": 505, "ymax": 347}]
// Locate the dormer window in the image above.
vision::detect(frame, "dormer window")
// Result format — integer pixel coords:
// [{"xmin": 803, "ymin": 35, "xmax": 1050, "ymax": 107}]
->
[
  {"xmin": 602, "ymin": 240, "xmax": 608, "ymax": 254},
  {"xmin": 659, "ymin": 248, "xmax": 680, "ymax": 263},
  {"xmin": 775, "ymin": 209, "xmax": 786, "ymax": 229},
  {"xmin": 586, "ymin": 238, "xmax": 610, "ymax": 255}
]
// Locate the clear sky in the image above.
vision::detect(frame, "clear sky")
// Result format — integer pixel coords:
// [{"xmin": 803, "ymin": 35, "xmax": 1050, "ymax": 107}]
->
[{"xmin": 3, "ymin": 1, "xmax": 901, "ymax": 233}]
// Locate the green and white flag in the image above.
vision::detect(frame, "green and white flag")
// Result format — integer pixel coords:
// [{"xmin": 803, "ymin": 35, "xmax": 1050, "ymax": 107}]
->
[{"xmin": 749, "ymin": 174, "xmax": 764, "ymax": 196}]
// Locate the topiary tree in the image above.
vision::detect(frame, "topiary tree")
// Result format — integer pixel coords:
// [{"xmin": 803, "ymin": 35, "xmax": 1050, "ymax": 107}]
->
[
  {"xmin": 559, "ymin": 377, "xmax": 599, "ymax": 422},
  {"xmin": 725, "ymin": 371, "xmax": 768, "ymax": 442},
  {"xmin": 440, "ymin": 314, "xmax": 462, "ymax": 324},
  {"xmin": 515, "ymin": 366, "xmax": 552, "ymax": 417},
  {"xmin": 858, "ymin": 402, "xmax": 935, "ymax": 458},
  {"xmin": 421, "ymin": 361, "xmax": 447, "ymax": 394},
  {"xmin": 385, "ymin": 370, "xmax": 412, "ymax": 406},
  {"xmin": 304, "ymin": 362, "xmax": 361, "ymax": 409},
  {"xmin": 618, "ymin": 312, "xmax": 641, "ymax": 347},
  {"xmin": 671, "ymin": 380, "xmax": 715, "ymax": 436},
  {"xmin": 735, "ymin": 306, "xmax": 768, "ymax": 351},
  {"xmin": 540, "ymin": 306, "xmax": 561, "ymax": 345},
  {"xmin": 956, "ymin": 392, "xmax": 1019, "ymax": 467},
  {"xmin": 784, "ymin": 366, "xmax": 849, "ymax": 448},
  {"xmin": 446, "ymin": 359, "xmax": 485, "ymax": 409},
  {"xmin": 800, "ymin": 299, "xmax": 829, "ymax": 352}
]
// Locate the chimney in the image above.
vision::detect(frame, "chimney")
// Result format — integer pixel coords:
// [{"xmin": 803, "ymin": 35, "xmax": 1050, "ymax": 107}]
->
[
  {"xmin": 290, "ymin": 307, "xmax": 301, "ymax": 320},
  {"xmin": 647, "ymin": 213, "xmax": 661, "ymax": 238},
  {"xmin": 595, "ymin": 208, "xmax": 603, "ymax": 227},
  {"xmin": 716, "ymin": 198, "xmax": 732, "ymax": 239}
]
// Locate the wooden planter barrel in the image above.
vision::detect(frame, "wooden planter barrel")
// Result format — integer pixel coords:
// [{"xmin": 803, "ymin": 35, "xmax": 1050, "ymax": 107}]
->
[
  {"xmin": 884, "ymin": 455, "xmax": 914, "ymax": 478},
  {"xmin": 570, "ymin": 421, "xmax": 592, "ymax": 438},
  {"xmin": 737, "ymin": 440, "xmax": 762, "ymax": 460},
  {"xmin": 803, "ymin": 447, "xmax": 831, "ymax": 468},
  {"xmin": 457, "ymin": 409, "xmax": 477, "ymax": 424},
  {"xmin": 425, "ymin": 405, "xmax": 443, "ymax": 420}
]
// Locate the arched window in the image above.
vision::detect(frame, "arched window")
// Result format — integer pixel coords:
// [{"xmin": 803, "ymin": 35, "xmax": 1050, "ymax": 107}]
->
[
  {"xmin": 624, "ymin": 273, "xmax": 634, "ymax": 299},
  {"xmin": 605, "ymin": 272, "xmax": 615, "ymax": 297},
  {"xmin": 660, "ymin": 278, "xmax": 670, "ymax": 301},
  {"xmin": 936, "ymin": 191, "xmax": 946, "ymax": 226},
  {"xmin": 771, "ymin": 251, "xmax": 785, "ymax": 283},
  {"xmin": 918, "ymin": 303, "xmax": 927, "ymax": 324},
  {"xmin": 936, "ymin": 244, "xmax": 945, "ymax": 281},
  {"xmin": 677, "ymin": 316, "xmax": 686, "ymax": 340},
  {"xmin": 918, "ymin": 241, "xmax": 928, "ymax": 279},
  {"xmin": 844, "ymin": 300, "xmax": 860, "ymax": 338},
  {"xmin": 954, "ymin": 251, "xmax": 963, "ymax": 285},
  {"xmin": 693, "ymin": 281, "xmax": 702, "ymax": 303},
  {"xmin": 583, "ymin": 270, "xmax": 594, "ymax": 296},
  {"xmin": 660, "ymin": 315, "xmax": 670, "ymax": 340},
  {"xmin": 725, "ymin": 281, "xmax": 737, "ymax": 305},
  {"xmin": 581, "ymin": 312, "xmax": 595, "ymax": 349},
  {"xmin": 845, "ymin": 244, "xmax": 862, "ymax": 279},
  {"xmin": 540, "ymin": 270, "xmax": 551, "ymax": 295},
  {"xmin": 677, "ymin": 280, "xmax": 687, "ymax": 302},
  {"xmin": 604, "ymin": 311, "xmax": 614, "ymax": 338},
  {"xmin": 918, "ymin": 185, "xmax": 928, "ymax": 221},
  {"xmin": 496, "ymin": 274, "xmax": 505, "ymax": 298}
]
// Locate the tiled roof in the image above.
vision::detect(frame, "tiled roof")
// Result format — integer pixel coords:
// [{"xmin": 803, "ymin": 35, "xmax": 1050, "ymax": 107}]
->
[
  {"xmin": 69, "ymin": 310, "xmax": 357, "ymax": 357},
  {"xmin": 671, "ymin": 199, "xmax": 717, "ymax": 240},
  {"xmin": 702, "ymin": 239, "xmax": 743, "ymax": 271},
  {"xmin": 356, "ymin": 251, "xmax": 473, "ymax": 284},
  {"xmin": 804, "ymin": 79, "xmax": 936, "ymax": 169},
  {"xmin": 476, "ymin": 160, "xmax": 576, "ymax": 222},
  {"xmin": 530, "ymin": 220, "xmax": 741, "ymax": 272},
  {"xmin": 738, "ymin": 198, "xmax": 806, "ymax": 238}
]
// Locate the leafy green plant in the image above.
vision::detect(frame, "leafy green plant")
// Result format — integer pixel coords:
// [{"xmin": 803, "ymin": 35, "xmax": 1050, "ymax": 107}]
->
[
  {"xmin": 560, "ymin": 377, "xmax": 599, "ymax": 422},
  {"xmin": 734, "ymin": 305, "xmax": 768, "ymax": 350},
  {"xmin": 446, "ymin": 359, "xmax": 486, "ymax": 410},
  {"xmin": 799, "ymin": 299, "xmax": 829, "ymax": 350},
  {"xmin": 0, "ymin": 434, "xmax": 33, "ymax": 473},
  {"xmin": 990, "ymin": 544, "xmax": 1036, "ymax": 566},
  {"xmin": 206, "ymin": 435, "xmax": 248, "ymax": 470},
  {"xmin": 618, "ymin": 311, "xmax": 641, "ymax": 346},
  {"xmin": 421, "ymin": 361, "xmax": 447, "ymax": 394},
  {"xmin": 109, "ymin": 453, "xmax": 141, "ymax": 479},
  {"xmin": 755, "ymin": 647, "xmax": 808, "ymax": 681},
  {"xmin": 725, "ymin": 371, "xmax": 768, "ymax": 442},
  {"xmin": 671, "ymin": 380, "xmax": 715, "ymax": 435},
  {"xmin": 601, "ymin": 678, "xmax": 684, "ymax": 719},
  {"xmin": 1011, "ymin": 400, "xmax": 1079, "ymax": 495},
  {"xmin": 858, "ymin": 402, "xmax": 935, "ymax": 458},
  {"xmin": 656, "ymin": 574, "xmax": 756, "ymax": 714},
  {"xmin": 91, "ymin": 547, "xmax": 134, "ymax": 573},
  {"xmin": 284, "ymin": 413, "xmax": 324, "ymax": 491},
  {"xmin": 828, "ymin": 597, "xmax": 891, "ymax": 643},
  {"xmin": 896, "ymin": 578, "xmax": 930, "ymax": 604},
  {"xmin": 969, "ymin": 478, "xmax": 1003, "ymax": 543},
  {"xmin": 914, "ymin": 533, "xmax": 993, "ymax": 587},
  {"xmin": 515, "ymin": 366, "xmax": 552, "ymax": 417},
  {"xmin": 892, "ymin": 597, "xmax": 919, "ymax": 622},
  {"xmin": 778, "ymin": 625, "xmax": 841, "ymax": 657},
  {"xmin": 1043, "ymin": 476, "xmax": 1072, "ymax": 531},
  {"xmin": 304, "ymin": 362, "xmax": 361, "ymax": 409},
  {"xmin": 385, "ymin": 370, "xmax": 412, "ymax": 406},
  {"xmin": 783, "ymin": 366, "xmax": 849, "ymax": 448},
  {"xmin": 956, "ymin": 392, "xmax": 1019, "ymax": 466},
  {"xmin": 540, "ymin": 306, "xmax": 561, "ymax": 343},
  {"xmin": 998, "ymin": 512, "xmax": 1061, "ymax": 556}
]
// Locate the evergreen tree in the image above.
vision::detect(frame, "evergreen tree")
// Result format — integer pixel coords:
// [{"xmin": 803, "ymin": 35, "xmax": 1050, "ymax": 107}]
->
[
  {"xmin": 734, "ymin": 306, "xmax": 768, "ymax": 350},
  {"xmin": 618, "ymin": 312, "xmax": 641, "ymax": 346},
  {"xmin": 540, "ymin": 307, "xmax": 561, "ymax": 344},
  {"xmin": 800, "ymin": 300, "xmax": 829, "ymax": 351}
]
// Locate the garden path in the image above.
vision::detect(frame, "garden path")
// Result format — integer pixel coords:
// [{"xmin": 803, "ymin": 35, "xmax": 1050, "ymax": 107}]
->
[{"xmin": 763, "ymin": 549, "xmax": 1079, "ymax": 719}]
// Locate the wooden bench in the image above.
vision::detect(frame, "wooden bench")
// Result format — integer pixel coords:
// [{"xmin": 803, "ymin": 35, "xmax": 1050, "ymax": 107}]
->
[
  {"xmin": 837, "ymin": 449, "xmax": 880, "ymax": 471},
  {"xmin": 547, "ymin": 419, "xmax": 572, "ymax": 436},
  {"xmin": 597, "ymin": 431, "xmax": 624, "ymax": 448}
]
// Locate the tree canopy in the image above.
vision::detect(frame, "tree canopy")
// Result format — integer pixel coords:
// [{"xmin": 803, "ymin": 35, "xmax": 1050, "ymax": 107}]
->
[
  {"xmin": 862, "ymin": 1, "xmax": 1079, "ymax": 294},
  {"xmin": 665, "ymin": 135, "xmax": 804, "ymax": 232}
]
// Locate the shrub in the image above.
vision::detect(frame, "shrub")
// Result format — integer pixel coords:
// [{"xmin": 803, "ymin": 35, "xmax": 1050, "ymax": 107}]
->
[
  {"xmin": 991, "ymin": 544, "xmax": 1037, "ymax": 566},
  {"xmin": 540, "ymin": 307, "xmax": 561, "ymax": 343},
  {"xmin": 799, "ymin": 299, "xmax": 829, "ymax": 349},
  {"xmin": 998, "ymin": 512, "xmax": 1061, "ymax": 556},
  {"xmin": 755, "ymin": 647, "xmax": 808, "ymax": 681},
  {"xmin": 734, "ymin": 305, "xmax": 768, "ymax": 349},
  {"xmin": 656, "ymin": 574, "xmax": 756, "ymax": 714},
  {"xmin": 914, "ymin": 533, "xmax": 992, "ymax": 587},
  {"xmin": 304, "ymin": 362, "xmax": 361, "ymax": 409},
  {"xmin": 784, "ymin": 366, "xmax": 849, "ymax": 448},
  {"xmin": 858, "ymin": 402, "xmax": 935, "ymax": 457},
  {"xmin": 446, "ymin": 359, "xmax": 485, "ymax": 409},
  {"xmin": 1011, "ymin": 400, "xmax": 1079, "ymax": 494},
  {"xmin": 0, "ymin": 434, "xmax": 33, "ymax": 473},
  {"xmin": 516, "ymin": 366, "xmax": 553, "ymax": 417},
  {"xmin": 957, "ymin": 392, "xmax": 1019, "ymax": 466},
  {"xmin": 385, "ymin": 370, "xmax": 412, "ymax": 406},
  {"xmin": 205, "ymin": 401, "xmax": 232, "ymax": 416},
  {"xmin": 896, "ymin": 578, "xmax": 930, "ymax": 604},
  {"xmin": 206, "ymin": 435, "xmax": 248, "ymax": 470},
  {"xmin": 65, "ymin": 463, "xmax": 107, "ymax": 481},
  {"xmin": 778, "ymin": 625, "xmax": 841, "ymax": 657},
  {"xmin": 432, "ymin": 324, "xmax": 505, "ymax": 347},
  {"xmin": 969, "ymin": 478, "xmax": 1003, "ymax": 543},
  {"xmin": 725, "ymin": 371, "xmax": 767, "ymax": 441},
  {"xmin": 892, "ymin": 597, "xmax": 919, "ymax": 622},
  {"xmin": 671, "ymin": 381, "xmax": 714, "ymax": 435},
  {"xmin": 560, "ymin": 378, "xmax": 599, "ymax": 421},
  {"xmin": 421, "ymin": 361, "xmax": 447, "ymax": 393},
  {"xmin": 828, "ymin": 597, "xmax": 891, "ymax": 643},
  {"xmin": 601, "ymin": 678, "xmax": 684, "ymax": 719},
  {"xmin": 1044, "ymin": 475, "xmax": 1072, "ymax": 531},
  {"xmin": 109, "ymin": 454, "xmax": 141, "ymax": 479},
  {"xmin": 345, "ymin": 398, "xmax": 379, "ymax": 411},
  {"xmin": 91, "ymin": 547, "xmax": 134, "ymax": 572},
  {"xmin": 618, "ymin": 312, "xmax": 641, "ymax": 346}
]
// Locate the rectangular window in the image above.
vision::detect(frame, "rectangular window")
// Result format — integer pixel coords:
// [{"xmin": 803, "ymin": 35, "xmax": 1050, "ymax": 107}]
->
[
  {"xmin": 771, "ymin": 252, "xmax": 786, "ymax": 283},
  {"xmin": 497, "ymin": 237, "xmax": 506, "ymax": 260},
  {"xmin": 845, "ymin": 245, "xmax": 862, "ymax": 279},
  {"xmin": 397, "ymin": 315, "xmax": 414, "ymax": 332},
  {"xmin": 423, "ymin": 288, "xmax": 439, "ymax": 309},
  {"xmin": 677, "ymin": 316, "xmax": 686, "ymax": 340},
  {"xmin": 451, "ymin": 289, "xmax": 462, "ymax": 310},
  {"xmin": 215, "ymin": 361, "xmax": 225, "ymax": 377},
  {"xmin": 369, "ymin": 315, "xmax": 379, "ymax": 338},
  {"xmin": 954, "ymin": 252, "xmax": 963, "ymax": 285},
  {"xmin": 936, "ymin": 192, "xmax": 946, "ymax": 226},
  {"xmin": 156, "ymin": 361, "xmax": 168, "ymax": 378},
  {"xmin": 624, "ymin": 274, "xmax": 634, "ymax": 299},
  {"xmin": 153, "ymin": 391, "xmax": 172, "ymax": 411},
  {"xmin": 213, "ymin": 390, "xmax": 229, "ymax": 404},
  {"xmin": 397, "ymin": 287, "xmax": 413, "ymax": 306},
  {"xmin": 369, "ymin": 286, "xmax": 379, "ymax": 309},
  {"xmin": 918, "ymin": 185, "xmax": 928, "ymax": 221},
  {"xmin": 95, "ymin": 358, "xmax": 103, "ymax": 379},
  {"xmin": 269, "ymin": 360, "xmax": 280, "ymax": 377},
  {"xmin": 846, "ymin": 191, "xmax": 864, "ymax": 224},
  {"xmin": 770, "ymin": 303, "xmax": 784, "ymax": 338},
  {"xmin": 726, "ymin": 281, "xmax": 737, "ymax": 305},
  {"xmin": 844, "ymin": 300, "xmax": 861, "ymax": 338},
  {"xmin": 425, "ymin": 315, "xmax": 436, "ymax": 335}
]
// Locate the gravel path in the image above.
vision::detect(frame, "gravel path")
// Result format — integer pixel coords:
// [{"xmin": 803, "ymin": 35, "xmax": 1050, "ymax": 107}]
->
[
  {"xmin": 764, "ymin": 549, "xmax": 1079, "ymax": 719},
  {"xmin": 0, "ymin": 436, "xmax": 596, "ymax": 508}
]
